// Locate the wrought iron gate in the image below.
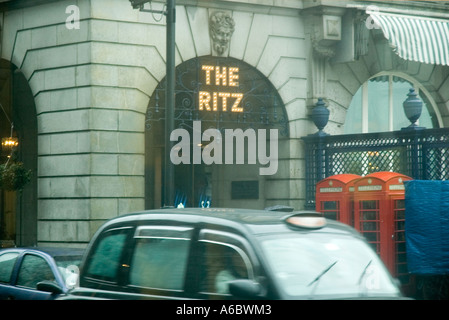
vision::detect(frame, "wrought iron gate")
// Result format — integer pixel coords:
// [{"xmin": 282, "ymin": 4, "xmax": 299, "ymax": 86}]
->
[{"xmin": 145, "ymin": 56, "xmax": 289, "ymax": 136}]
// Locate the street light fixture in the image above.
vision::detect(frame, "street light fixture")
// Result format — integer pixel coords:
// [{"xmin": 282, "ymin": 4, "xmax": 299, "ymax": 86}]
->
[
  {"xmin": 129, "ymin": 0, "xmax": 151, "ymax": 9},
  {"xmin": 130, "ymin": 0, "xmax": 176, "ymax": 208}
]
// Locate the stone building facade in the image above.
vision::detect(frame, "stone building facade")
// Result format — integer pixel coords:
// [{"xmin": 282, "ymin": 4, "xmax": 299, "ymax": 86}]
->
[{"xmin": 0, "ymin": 0, "xmax": 448, "ymax": 247}]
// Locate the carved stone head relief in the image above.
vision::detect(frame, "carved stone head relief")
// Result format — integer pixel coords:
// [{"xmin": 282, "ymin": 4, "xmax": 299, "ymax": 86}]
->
[{"xmin": 209, "ymin": 11, "xmax": 235, "ymax": 56}]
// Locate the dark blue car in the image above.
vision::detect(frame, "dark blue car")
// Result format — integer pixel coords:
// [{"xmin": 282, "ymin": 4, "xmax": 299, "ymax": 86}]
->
[{"xmin": 0, "ymin": 247, "xmax": 84, "ymax": 300}]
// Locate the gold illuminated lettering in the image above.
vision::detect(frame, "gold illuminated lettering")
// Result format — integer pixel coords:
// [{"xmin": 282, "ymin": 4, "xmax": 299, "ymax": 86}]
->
[
  {"xmin": 199, "ymin": 65, "xmax": 244, "ymax": 113},
  {"xmin": 228, "ymin": 67, "xmax": 239, "ymax": 87},
  {"xmin": 215, "ymin": 66, "xmax": 227, "ymax": 86},
  {"xmin": 199, "ymin": 91, "xmax": 211, "ymax": 111},
  {"xmin": 213, "ymin": 92, "xmax": 218, "ymax": 111},
  {"xmin": 202, "ymin": 65, "xmax": 214, "ymax": 85},
  {"xmin": 231, "ymin": 93, "xmax": 243, "ymax": 112},
  {"xmin": 219, "ymin": 92, "xmax": 231, "ymax": 111}
]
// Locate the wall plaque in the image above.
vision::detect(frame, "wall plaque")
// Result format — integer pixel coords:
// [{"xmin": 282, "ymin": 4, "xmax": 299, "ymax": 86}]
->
[{"xmin": 231, "ymin": 180, "xmax": 259, "ymax": 199}]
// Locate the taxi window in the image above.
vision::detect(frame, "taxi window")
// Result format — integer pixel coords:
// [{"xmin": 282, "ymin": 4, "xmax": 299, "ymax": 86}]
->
[
  {"xmin": 85, "ymin": 228, "xmax": 130, "ymax": 282},
  {"xmin": 17, "ymin": 254, "xmax": 55, "ymax": 289},
  {"xmin": 0, "ymin": 252, "xmax": 19, "ymax": 283},
  {"xmin": 199, "ymin": 242, "xmax": 250, "ymax": 295},
  {"xmin": 128, "ymin": 226, "xmax": 192, "ymax": 291},
  {"xmin": 196, "ymin": 230, "xmax": 255, "ymax": 298}
]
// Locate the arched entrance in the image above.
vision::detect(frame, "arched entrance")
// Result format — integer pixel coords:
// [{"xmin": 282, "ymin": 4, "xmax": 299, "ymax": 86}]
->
[
  {"xmin": 145, "ymin": 56, "xmax": 288, "ymax": 209},
  {"xmin": 0, "ymin": 60, "xmax": 37, "ymax": 247}
]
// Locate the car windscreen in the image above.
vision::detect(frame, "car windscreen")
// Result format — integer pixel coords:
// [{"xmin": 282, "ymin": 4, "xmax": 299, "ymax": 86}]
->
[{"xmin": 260, "ymin": 233, "xmax": 400, "ymax": 299}]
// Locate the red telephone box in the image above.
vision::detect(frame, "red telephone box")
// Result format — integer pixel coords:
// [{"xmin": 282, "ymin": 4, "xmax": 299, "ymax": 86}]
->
[
  {"xmin": 315, "ymin": 174, "xmax": 360, "ymax": 226},
  {"xmin": 353, "ymin": 171, "xmax": 412, "ymax": 284}
]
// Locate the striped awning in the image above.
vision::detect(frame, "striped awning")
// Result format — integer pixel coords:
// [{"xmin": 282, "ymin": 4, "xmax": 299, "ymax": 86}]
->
[{"xmin": 369, "ymin": 12, "xmax": 449, "ymax": 66}]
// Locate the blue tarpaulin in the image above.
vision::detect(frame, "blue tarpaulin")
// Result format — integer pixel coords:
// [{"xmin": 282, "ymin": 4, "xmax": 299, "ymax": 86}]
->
[{"xmin": 404, "ymin": 180, "xmax": 449, "ymax": 275}]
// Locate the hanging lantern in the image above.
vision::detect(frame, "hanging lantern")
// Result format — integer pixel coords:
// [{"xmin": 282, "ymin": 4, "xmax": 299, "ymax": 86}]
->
[
  {"xmin": 2, "ymin": 137, "xmax": 19, "ymax": 149},
  {"xmin": 1, "ymin": 137, "xmax": 18, "ymax": 158}
]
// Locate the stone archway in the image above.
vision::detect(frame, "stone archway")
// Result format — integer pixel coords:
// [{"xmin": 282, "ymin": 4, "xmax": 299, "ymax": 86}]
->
[
  {"xmin": 145, "ymin": 56, "xmax": 289, "ymax": 209},
  {"xmin": 0, "ymin": 60, "xmax": 37, "ymax": 247}
]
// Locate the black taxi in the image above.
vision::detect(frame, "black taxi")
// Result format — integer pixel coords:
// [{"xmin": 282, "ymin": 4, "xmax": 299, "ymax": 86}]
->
[{"xmin": 64, "ymin": 208, "xmax": 403, "ymax": 300}]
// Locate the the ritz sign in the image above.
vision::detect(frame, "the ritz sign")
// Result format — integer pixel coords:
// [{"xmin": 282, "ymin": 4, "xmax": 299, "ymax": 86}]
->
[
  {"xmin": 198, "ymin": 65, "xmax": 244, "ymax": 113},
  {"xmin": 170, "ymin": 64, "xmax": 279, "ymax": 176}
]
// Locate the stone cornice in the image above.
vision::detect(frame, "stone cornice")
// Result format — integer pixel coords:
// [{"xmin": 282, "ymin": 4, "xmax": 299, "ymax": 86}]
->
[
  {"xmin": 0, "ymin": 0, "xmax": 62, "ymax": 12},
  {"xmin": 161, "ymin": 0, "xmax": 302, "ymax": 16}
]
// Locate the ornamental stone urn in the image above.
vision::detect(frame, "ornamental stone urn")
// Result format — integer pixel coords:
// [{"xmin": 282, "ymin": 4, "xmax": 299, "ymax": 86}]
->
[
  {"xmin": 403, "ymin": 88, "xmax": 423, "ymax": 129},
  {"xmin": 311, "ymin": 98, "xmax": 330, "ymax": 136}
]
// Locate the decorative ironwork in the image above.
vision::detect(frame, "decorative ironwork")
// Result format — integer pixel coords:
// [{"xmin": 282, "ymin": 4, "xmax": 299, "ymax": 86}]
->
[
  {"xmin": 303, "ymin": 128, "xmax": 449, "ymax": 209},
  {"xmin": 145, "ymin": 56, "xmax": 289, "ymax": 137}
]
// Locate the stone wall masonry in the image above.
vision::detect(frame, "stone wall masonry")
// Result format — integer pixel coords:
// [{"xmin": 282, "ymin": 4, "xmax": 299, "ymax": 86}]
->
[
  {"xmin": 37, "ymin": 220, "xmax": 91, "ymax": 244},
  {"xmin": 2, "ymin": 1, "xmax": 152, "ymax": 244},
  {"xmin": 1, "ymin": 0, "xmax": 317, "ymax": 245}
]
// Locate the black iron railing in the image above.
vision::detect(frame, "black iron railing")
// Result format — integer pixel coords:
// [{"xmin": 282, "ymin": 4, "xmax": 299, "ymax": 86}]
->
[{"xmin": 302, "ymin": 127, "xmax": 449, "ymax": 209}]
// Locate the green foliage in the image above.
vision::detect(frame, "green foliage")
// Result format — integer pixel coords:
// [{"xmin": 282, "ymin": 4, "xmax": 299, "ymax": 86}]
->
[{"xmin": 0, "ymin": 162, "xmax": 31, "ymax": 191}]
